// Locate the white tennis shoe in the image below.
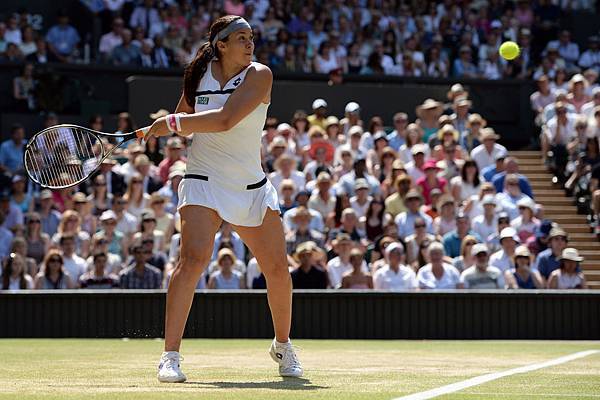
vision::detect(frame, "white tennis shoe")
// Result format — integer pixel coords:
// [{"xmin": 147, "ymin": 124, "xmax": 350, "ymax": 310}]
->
[
  {"xmin": 157, "ymin": 351, "xmax": 187, "ymax": 383},
  {"xmin": 269, "ymin": 339, "xmax": 303, "ymax": 378}
]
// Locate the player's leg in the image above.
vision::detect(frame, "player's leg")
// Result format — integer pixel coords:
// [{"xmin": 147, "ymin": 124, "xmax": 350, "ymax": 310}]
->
[
  {"xmin": 233, "ymin": 209, "xmax": 303, "ymax": 377},
  {"xmin": 159, "ymin": 205, "xmax": 222, "ymax": 383}
]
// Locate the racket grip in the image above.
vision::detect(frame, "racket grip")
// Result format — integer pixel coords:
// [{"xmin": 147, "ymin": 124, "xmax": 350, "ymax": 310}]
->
[{"xmin": 135, "ymin": 126, "xmax": 150, "ymax": 138}]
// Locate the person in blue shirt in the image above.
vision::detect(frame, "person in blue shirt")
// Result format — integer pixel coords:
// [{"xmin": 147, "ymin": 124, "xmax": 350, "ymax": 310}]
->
[
  {"xmin": 45, "ymin": 11, "xmax": 80, "ymax": 62},
  {"xmin": 534, "ymin": 228, "xmax": 570, "ymax": 280},
  {"xmin": 491, "ymin": 157, "xmax": 534, "ymax": 198},
  {"xmin": 394, "ymin": 189, "xmax": 433, "ymax": 240},
  {"xmin": 387, "ymin": 112, "xmax": 408, "ymax": 151},
  {"xmin": 482, "ymin": 151, "xmax": 507, "ymax": 182},
  {"xmin": 453, "ymin": 46, "xmax": 478, "ymax": 78},
  {"xmin": 0, "ymin": 123, "xmax": 26, "ymax": 173},
  {"xmin": 442, "ymin": 212, "xmax": 482, "ymax": 258}
]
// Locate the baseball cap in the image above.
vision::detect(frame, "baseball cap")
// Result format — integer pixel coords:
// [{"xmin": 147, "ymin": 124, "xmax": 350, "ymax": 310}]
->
[
  {"xmin": 312, "ymin": 98, "xmax": 328, "ymax": 110},
  {"xmin": 166, "ymin": 137, "xmax": 183, "ymax": 149},
  {"xmin": 345, "ymin": 102, "xmax": 360, "ymax": 114},
  {"xmin": 277, "ymin": 123, "xmax": 292, "ymax": 132},
  {"xmin": 348, "ymin": 125, "xmax": 364, "ymax": 137},
  {"xmin": 548, "ymin": 228, "xmax": 568, "ymax": 240},
  {"xmin": 423, "ymin": 159, "xmax": 440, "ymax": 171},
  {"xmin": 40, "ymin": 190, "xmax": 53, "ymax": 200},
  {"xmin": 536, "ymin": 220, "xmax": 554, "ymax": 239},
  {"xmin": 514, "ymin": 245, "xmax": 531, "ymax": 258},
  {"xmin": 495, "ymin": 150, "xmax": 508, "ymax": 161},
  {"xmin": 385, "ymin": 242, "xmax": 404, "ymax": 256},
  {"xmin": 354, "ymin": 178, "xmax": 369, "ymax": 190},
  {"xmin": 482, "ymin": 194, "xmax": 496, "ymax": 206},
  {"xmin": 411, "ymin": 144, "xmax": 426, "ymax": 155},
  {"xmin": 500, "ymin": 227, "xmax": 520, "ymax": 243},
  {"xmin": 405, "ymin": 189, "xmax": 423, "ymax": 201},
  {"xmin": 471, "ymin": 243, "xmax": 489, "ymax": 256},
  {"xmin": 100, "ymin": 210, "xmax": 117, "ymax": 221}
]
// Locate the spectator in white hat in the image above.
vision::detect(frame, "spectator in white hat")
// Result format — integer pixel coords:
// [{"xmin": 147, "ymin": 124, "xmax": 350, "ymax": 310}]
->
[
  {"xmin": 489, "ymin": 227, "xmax": 520, "ymax": 273},
  {"xmin": 505, "ymin": 246, "xmax": 544, "ymax": 289},
  {"xmin": 547, "ymin": 248, "xmax": 588, "ymax": 289},
  {"xmin": 269, "ymin": 153, "xmax": 306, "ymax": 197},
  {"xmin": 511, "ymin": 197, "xmax": 540, "ymax": 242},
  {"xmin": 472, "ymin": 194, "xmax": 498, "ymax": 241},
  {"xmin": 340, "ymin": 101, "xmax": 363, "ymax": 136},
  {"xmin": 307, "ymin": 98, "xmax": 328, "ymax": 129},
  {"xmin": 470, "ymin": 127, "xmax": 507, "ymax": 171},
  {"xmin": 373, "ymin": 242, "xmax": 418, "ymax": 290},
  {"xmin": 460, "ymin": 243, "xmax": 505, "ymax": 289}
]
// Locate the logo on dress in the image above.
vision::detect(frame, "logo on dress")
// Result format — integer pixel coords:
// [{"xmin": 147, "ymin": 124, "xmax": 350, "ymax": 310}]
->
[
  {"xmin": 233, "ymin": 78, "xmax": 241, "ymax": 86},
  {"xmin": 197, "ymin": 96, "xmax": 209, "ymax": 105}
]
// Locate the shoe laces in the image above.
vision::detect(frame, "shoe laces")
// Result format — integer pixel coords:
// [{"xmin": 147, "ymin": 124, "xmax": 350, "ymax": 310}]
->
[
  {"xmin": 279, "ymin": 344, "xmax": 301, "ymax": 368},
  {"xmin": 161, "ymin": 353, "xmax": 183, "ymax": 370}
]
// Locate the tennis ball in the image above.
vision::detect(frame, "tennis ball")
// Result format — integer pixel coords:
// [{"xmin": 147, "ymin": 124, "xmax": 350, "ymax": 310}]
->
[{"xmin": 499, "ymin": 41, "xmax": 520, "ymax": 61}]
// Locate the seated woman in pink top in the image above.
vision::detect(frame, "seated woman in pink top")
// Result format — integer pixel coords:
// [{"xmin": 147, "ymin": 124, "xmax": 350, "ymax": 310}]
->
[{"xmin": 415, "ymin": 159, "xmax": 448, "ymax": 205}]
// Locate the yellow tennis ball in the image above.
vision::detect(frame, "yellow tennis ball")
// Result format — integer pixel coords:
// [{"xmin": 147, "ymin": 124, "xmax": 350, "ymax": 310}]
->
[{"xmin": 499, "ymin": 41, "xmax": 520, "ymax": 60}]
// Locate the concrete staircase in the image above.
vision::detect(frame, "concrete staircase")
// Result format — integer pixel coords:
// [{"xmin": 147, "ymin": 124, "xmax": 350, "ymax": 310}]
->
[{"xmin": 511, "ymin": 151, "xmax": 600, "ymax": 289}]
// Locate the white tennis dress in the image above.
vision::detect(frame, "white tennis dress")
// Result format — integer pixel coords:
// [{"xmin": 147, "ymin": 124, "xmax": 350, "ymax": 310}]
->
[{"xmin": 177, "ymin": 61, "xmax": 279, "ymax": 227}]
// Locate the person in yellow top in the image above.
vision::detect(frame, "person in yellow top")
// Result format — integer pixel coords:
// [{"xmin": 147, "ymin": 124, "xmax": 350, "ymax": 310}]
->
[
  {"xmin": 384, "ymin": 173, "xmax": 412, "ymax": 218},
  {"xmin": 307, "ymin": 98, "xmax": 328, "ymax": 129}
]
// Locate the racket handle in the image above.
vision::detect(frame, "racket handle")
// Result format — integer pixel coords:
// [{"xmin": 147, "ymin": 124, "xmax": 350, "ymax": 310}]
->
[{"xmin": 135, "ymin": 126, "xmax": 150, "ymax": 138}]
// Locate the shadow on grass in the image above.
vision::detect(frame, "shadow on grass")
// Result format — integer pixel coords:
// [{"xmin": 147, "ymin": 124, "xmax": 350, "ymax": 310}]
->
[{"xmin": 185, "ymin": 377, "xmax": 328, "ymax": 390}]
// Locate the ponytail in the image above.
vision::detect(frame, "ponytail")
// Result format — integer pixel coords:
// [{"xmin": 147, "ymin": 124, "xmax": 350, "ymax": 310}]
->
[
  {"xmin": 182, "ymin": 15, "xmax": 244, "ymax": 108},
  {"xmin": 183, "ymin": 42, "xmax": 215, "ymax": 108}
]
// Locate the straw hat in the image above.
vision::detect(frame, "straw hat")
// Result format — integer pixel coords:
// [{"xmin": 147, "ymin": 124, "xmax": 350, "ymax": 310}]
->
[
  {"xmin": 437, "ymin": 124, "xmax": 459, "ymax": 141},
  {"xmin": 514, "ymin": 245, "xmax": 531, "ymax": 259},
  {"xmin": 447, "ymin": 83, "xmax": 467, "ymax": 100},
  {"xmin": 467, "ymin": 113, "xmax": 487, "ymax": 128},
  {"xmin": 480, "ymin": 127, "xmax": 500, "ymax": 141},
  {"xmin": 416, "ymin": 99, "xmax": 443, "ymax": 118},
  {"xmin": 217, "ymin": 248, "xmax": 237, "ymax": 264},
  {"xmin": 293, "ymin": 241, "xmax": 319, "ymax": 262},
  {"xmin": 558, "ymin": 248, "xmax": 584, "ymax": 262}
]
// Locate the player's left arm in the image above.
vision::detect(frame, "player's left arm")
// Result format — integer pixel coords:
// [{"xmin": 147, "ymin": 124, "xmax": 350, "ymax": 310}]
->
[{"xmin": 147, "ymin": 65, "xmax": 272, "ymax": 138}]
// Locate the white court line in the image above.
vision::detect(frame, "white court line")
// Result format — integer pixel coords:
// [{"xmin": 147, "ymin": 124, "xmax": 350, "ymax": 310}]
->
[{"xmin": 393, "ymin": 350, "xmax": 599, "ymax": 400}]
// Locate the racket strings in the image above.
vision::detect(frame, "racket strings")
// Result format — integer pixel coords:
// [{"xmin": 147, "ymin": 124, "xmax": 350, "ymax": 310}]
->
[{"xmin": 25, "ymin": 127, "xmax": 103, "ymax": 187}]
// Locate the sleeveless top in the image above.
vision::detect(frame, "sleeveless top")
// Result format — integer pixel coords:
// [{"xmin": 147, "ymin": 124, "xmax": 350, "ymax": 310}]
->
[
  {"xmin": 188, "ymin": 61, "xmax": 269, "ymax": 188},
  {"xmin": 513, "ymin": 271, "xmax": 535, "ymax": 289},
  {"xmin": 212, "ymin": 270, "xmax": 242, "ymax": 289},
  {"xmin": 557, "ymin": 271, "xmax": 583, "ymax": 289}
]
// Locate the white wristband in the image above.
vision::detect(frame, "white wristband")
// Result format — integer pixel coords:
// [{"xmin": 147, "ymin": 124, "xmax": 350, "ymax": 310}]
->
[{"xmin": 175, "ymin": 114, "xmax": 182, "ymax": 133}]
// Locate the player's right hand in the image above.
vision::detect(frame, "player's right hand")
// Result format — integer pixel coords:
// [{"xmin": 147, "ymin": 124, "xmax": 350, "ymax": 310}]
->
[{"xmin": 145, "ymin": 117, "xmax": 171, "ymax": 141}]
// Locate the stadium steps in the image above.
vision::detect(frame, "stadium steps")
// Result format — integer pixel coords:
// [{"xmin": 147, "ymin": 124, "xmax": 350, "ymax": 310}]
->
[{"xmin": 511, "ymin": 150, "xmax": 600, "ymax": 289}]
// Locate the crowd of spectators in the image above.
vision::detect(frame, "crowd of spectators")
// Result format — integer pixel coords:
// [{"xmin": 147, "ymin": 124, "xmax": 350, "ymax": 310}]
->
[
  {"xmin": 0, "ymin": 77, "xmax": 591, "ymax": 291},
  {"xmin": 0, "ymin": 0, "xmax": 599, "ymax": 80}
]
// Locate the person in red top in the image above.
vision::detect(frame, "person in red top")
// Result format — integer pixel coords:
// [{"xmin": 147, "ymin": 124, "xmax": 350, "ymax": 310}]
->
[
  {"xmin": 416, "ymin": 159, "xmax": 448, "ymax": 205},
  {"xmin": 158, "ymin": 137, "xmax": 186, "ymax": 184}
]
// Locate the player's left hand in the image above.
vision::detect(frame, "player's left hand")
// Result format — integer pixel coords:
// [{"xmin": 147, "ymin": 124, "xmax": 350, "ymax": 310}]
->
[{"xmin": 145, "ymin": 116, "xmax": 171, "ymax": 141}]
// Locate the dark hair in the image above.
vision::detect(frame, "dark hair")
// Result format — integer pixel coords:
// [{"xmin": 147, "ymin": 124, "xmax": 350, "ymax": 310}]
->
[
  {"xmin": 2, "ymin": 253, "xmax": 27, "ymax": 290},
  {"xmin": 11, "ymin": 123, "xmax": 24, "ymax": 135},
  {"xmin": 183, "ymin": 15, "xmax": 243, "ymax": 107},
  {"xmin": 461, "ymin": 158, "xmax": 480, "ymax": 187}
]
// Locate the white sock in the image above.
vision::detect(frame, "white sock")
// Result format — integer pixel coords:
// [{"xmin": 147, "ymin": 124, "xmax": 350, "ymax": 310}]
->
[{"xmin": 275, "ymin": 339, "xmax": 291, "ymax": 346}]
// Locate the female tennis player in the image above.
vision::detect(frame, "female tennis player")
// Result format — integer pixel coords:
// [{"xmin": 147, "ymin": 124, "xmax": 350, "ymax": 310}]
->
[{"xmin": 146, "ymin": 16, "xmax": 302, "ymax": 383}]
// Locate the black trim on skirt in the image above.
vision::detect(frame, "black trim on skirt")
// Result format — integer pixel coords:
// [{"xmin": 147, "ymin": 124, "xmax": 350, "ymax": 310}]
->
[{"xmin": 184, "ymin": 174, "xmax": 268, "ymax": 190}]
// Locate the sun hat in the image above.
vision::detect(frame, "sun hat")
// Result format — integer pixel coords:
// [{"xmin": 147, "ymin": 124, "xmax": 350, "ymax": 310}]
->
[{"xmin": 558, "ymin": 248, "xmax": 584, "ymax": 262}]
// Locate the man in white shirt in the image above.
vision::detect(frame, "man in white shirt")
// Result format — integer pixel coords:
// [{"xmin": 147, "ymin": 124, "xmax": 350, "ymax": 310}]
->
[
  {"xmin": 308, "ymin": 172, "xmax": 336, "ymax": 220},
  {"xmin": 99, "ymin": 17, "xmax": 124, "ymax": 60},
  {"xmin": 60, "ymin": 234, "xmax": 87, "ymax": 283},
  {"xmin": 470, "ymin": 128, "xmax": 508, "ymax": 171},
  {"xmin": 326, "ymin": 233, "xmax": 366, "ymax": 289},
  {"xmin": 489, "ymin": 227, "xmax": 519, "ymax": 273},
  {"xmin": 350, "ymin": 178, "xmax": 373, "ymax": 219},
  {"xmin": 542, "ymin": 102, "xmax": 576, "ymax": 168},
  {"xmin": 373, "ymin": 243, "xmax": 418, "ymax": 290},
  {"xmin": 472, "ymin": 194, "xmax": 498, "ymax": 241}
]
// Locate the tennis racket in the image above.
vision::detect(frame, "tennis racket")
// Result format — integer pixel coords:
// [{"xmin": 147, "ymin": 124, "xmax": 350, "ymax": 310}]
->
[{"xmin": 24, "ymin": 124, "xmax": 149, "ymax": 189}]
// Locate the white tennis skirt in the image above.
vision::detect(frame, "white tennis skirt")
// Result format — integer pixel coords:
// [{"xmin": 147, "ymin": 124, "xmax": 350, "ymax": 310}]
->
[{"xmin": 177, "ymin": 174, "xmax": 280, "ymax": 227}]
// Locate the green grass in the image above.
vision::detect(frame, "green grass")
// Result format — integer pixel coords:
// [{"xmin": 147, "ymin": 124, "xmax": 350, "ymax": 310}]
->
[{"xmin": 0, "ymin": 340, "xmax": 599, "ymax": 399}]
